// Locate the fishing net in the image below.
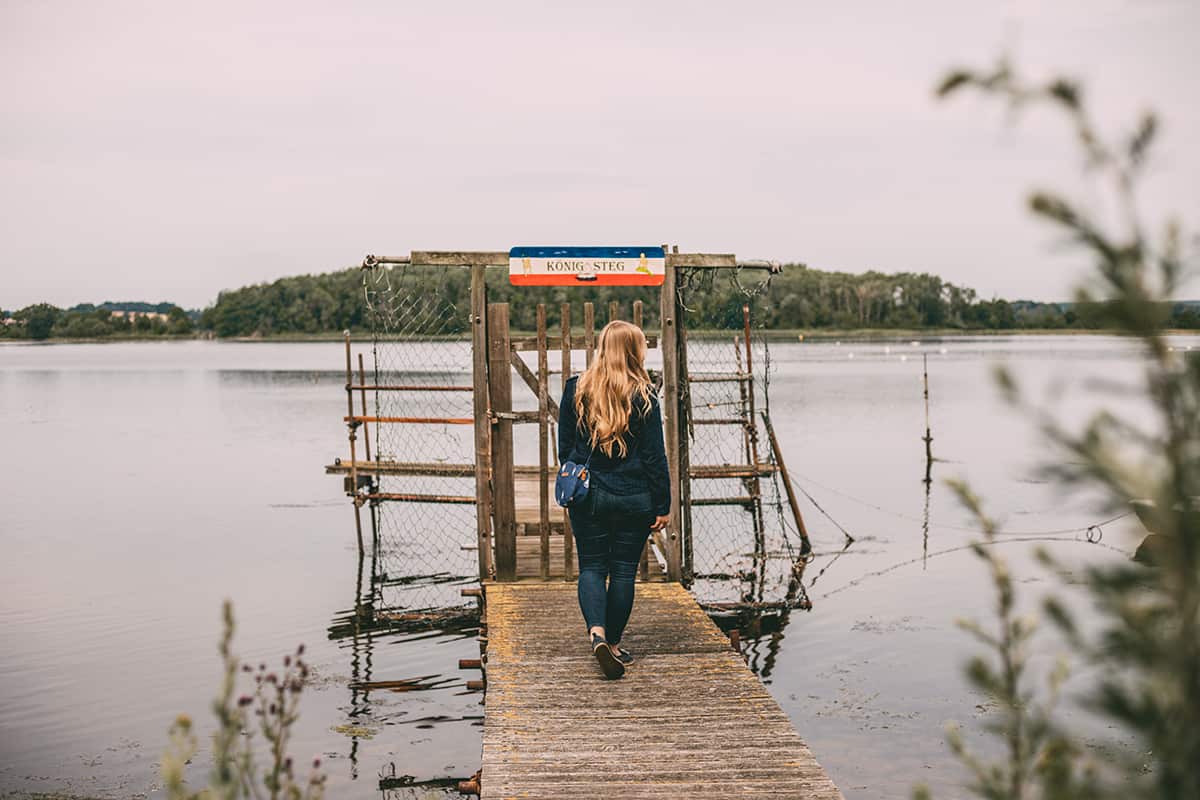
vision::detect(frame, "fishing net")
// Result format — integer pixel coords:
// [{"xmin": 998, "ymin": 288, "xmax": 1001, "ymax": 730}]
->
[
  {"xmin": 676, "ymin": 266, "xmax": 812, "ymax": 610},
  {"xmin": 345, "ymin": 260, "xmax": 809, "ymax": 621},
  {"xmin": 357, "ymin": 264, "xmax": 479, "ymax": 619}
]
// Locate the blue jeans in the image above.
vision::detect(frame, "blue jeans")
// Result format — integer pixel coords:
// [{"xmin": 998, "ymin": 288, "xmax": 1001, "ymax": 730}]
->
[{"xmin": 568, "ymin": 486, "xmax": 655, "ymax": 645}]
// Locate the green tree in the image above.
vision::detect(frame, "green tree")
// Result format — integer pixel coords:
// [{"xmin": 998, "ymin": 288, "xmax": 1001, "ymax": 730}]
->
[
  {"xmin": 916, "ymin": 60, "xmax": 1200, "ymax": 799},
  {"xmin": 18, "ymin": 303, "xmax": 61, "ymax": 340}
]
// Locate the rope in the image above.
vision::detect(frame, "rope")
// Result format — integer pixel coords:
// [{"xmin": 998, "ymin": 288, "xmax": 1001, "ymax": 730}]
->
[
  {"xmin": 815, "ymin": 534, "xmax": 1133, "ymax": 599},
  {"xmin": 785, "ymin": 468, "xmax": 1133, "ymax": 538}
]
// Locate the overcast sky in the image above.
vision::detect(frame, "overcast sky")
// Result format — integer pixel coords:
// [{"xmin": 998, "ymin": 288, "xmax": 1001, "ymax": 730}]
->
[{"xmin": 3, "ymin": 0, "xmax": 1198, "ymax": 310}]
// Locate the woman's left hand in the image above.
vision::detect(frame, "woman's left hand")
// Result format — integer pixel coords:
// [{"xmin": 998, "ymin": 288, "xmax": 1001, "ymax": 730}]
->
[{"xmin": 650, "ymin": 514, "xmax": 670, "ymax": 531}]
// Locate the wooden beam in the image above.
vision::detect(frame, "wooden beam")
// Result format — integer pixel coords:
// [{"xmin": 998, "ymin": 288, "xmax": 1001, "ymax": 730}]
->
[
  {"xmin": 510, "ymin": 350, "xmax": 560, "ymax": 422},
  {"xmin": 665, "ymin": 253, "xmax": 736, "ymax": 268},
  {"xmin": 537, "ymin": 304, "xmax": 551, "ymax": 580},
  {"xmin": 345, "ymin": 415, "xmax": 473, "ymax": 425},
  {"xmin": 761, "ymin": 411, "xmax": 814, "ymax": 554},
  {"xmin": 487, "ymin": 303, "xmax": 517, "ymax": 580},
  {"xmin": 510, "ymin": 334, "xmax": 657, "ymax": 352},
  {"xmin": 471, "ymin": 265, "xmax": 493, "ymax": 581},
  {"xmin": 326, "ymin": 460, "xmax": 475, "ymax": 477},
  {"xmin": 411, "ymin": 251, "xmax": 508, "ymax": 267},
  {"xmin": 584, "ymin": 303, "xmax": 595, "ymax": 367},
  {"xmin": 660, "ymin": 262, "xmax": 683, "ymax": 582},
  {"xmin": 560, "ymin": 303, "xmax": 574, "ymax": 582},
  {"xmin": 677, "ymin": 285, "xmax": 695, "ymax": 582}
]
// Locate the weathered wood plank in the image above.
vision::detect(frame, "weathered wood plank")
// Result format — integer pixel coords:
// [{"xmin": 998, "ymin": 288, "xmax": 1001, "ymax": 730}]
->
[
  {"xmin": 411, "ymin": 250, "xmax": 508, "ymax": 266},
  {"xmin": 471, "ymin": 266, "xmax": 493, "ymax": 581},
  {"xmin": 660, "ymin": 264, "xmax": 683, "ymax": 581},
  {"xmin": 560, "ymin": 302, "xmax": 575, "ymax": 582},
  {"xmin": 487, "ymin": 303, "xmax": 517, "ymax": 580},
  {"xmin": 480, "ymin": 583, "xmax": 842, "ymax": 799},
  {"xmin": 583, "ymin": 302, "xmax": 595, "ymax": 367},
  {"xmin": 536, "ymin": 305, "xmax": 551, "ymax": 580},
  {"xmin": 511, "ymin": 334, "xmax": 657, "ymax": 352}
]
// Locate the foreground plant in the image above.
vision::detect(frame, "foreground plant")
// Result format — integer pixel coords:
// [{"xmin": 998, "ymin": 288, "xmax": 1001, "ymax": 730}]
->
[
  {"xmin": 161, "ymin": 601, "xmax": 326, "ymax": 799},
  {"xmin": 915, "ymin": 60, "xmax": 1199, "ymax": 799}
]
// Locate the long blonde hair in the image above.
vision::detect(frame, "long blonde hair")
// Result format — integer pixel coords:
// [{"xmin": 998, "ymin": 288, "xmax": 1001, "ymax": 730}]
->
[{"xmin": 574, "ymin": 320, "xmax": 654, "ymax": 458}]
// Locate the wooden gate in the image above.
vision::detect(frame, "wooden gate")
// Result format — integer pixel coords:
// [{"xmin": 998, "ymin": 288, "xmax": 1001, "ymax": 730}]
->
[
  {"xmin": 482, "ymin": 296, "xmax": 668, "ymax": 582},
  {"xmin": 332, "ymin": 250, "xmax": 806, "ymax": 595}
]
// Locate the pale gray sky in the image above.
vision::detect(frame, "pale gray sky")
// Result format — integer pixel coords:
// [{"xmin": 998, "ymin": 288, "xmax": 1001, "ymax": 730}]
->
[{"xmin": 3, "ymin": 0, "xmax": 1198, "ymax": 310}]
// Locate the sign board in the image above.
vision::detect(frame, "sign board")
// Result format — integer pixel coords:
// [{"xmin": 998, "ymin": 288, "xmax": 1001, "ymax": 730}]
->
[{"xmin": 509, "ymin": 246, "xmax": 666, "ymax": 286}]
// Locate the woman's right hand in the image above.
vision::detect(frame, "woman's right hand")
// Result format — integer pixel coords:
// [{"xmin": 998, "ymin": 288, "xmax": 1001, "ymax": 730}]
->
[{"xmin": 650, "ymin": 515, "xmax": 670, "ymax": 532}]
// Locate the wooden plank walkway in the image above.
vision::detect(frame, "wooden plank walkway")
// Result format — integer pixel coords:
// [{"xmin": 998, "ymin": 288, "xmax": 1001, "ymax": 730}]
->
[{"xmin": 481, "ymin": 582, "xmax": 843, "ymax": 799}]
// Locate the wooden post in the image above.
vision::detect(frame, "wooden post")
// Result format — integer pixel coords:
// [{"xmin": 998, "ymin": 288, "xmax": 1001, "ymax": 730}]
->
[
  {"xmin": 742, "ymin": 305, "xmax": 767, "ymax": 601},
  {"xmin": 487, "ymin": 303, "xmax": 517, "ymax": 581},
  {"xmin": 676, "ymin": 295, "xmax": 694, "ymax": 583},
  {"xmin": 633, "ymin": 299, "xmax": 650, "ymax": 581},
  {"xmin": 560, "ymin": 303, "xmax": 574, "ymax": 581},
  {"xmin": 357, "ymin": 353, "xmax": 372, "ymax": 462},
  {"xmin": 923, "ymin": 353, "xmax": 933, "ymax": 484},
  {"xmin": 470, "ymin": 266, "xmax": 493, "ymax": 582},
  {"xmin": 760, "ymin": 411, "xmax": 814, "ymax": 555},
  {"xmin": 609, "ymin": 300, "xmax": 619, "ymax": 324},
  {"xmin": 536, "ymin": 304, "xmax": 551, "ymax": 580},
  {"xmin": 584, "ymin": 302, "xmax": 595, "ymax": 367},
  {"xmin": 344, "ymin": 332, "xmax": 364, "ymax": 556},
  {"xmin": 659, "ymin": 261, "xmax": 683, "ymax": 582}
]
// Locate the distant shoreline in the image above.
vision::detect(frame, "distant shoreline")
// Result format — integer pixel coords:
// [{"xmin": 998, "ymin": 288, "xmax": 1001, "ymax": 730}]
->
[{"xmin": 5, "ymin": 328, "xmax": 1199, "ymax": 345}]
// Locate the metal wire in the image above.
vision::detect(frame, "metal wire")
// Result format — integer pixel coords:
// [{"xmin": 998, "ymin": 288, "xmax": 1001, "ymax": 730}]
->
[
  {"xmin": 678, "ymin": 267, "xmax": 808, "ymax": 608},
  {"xmin": 361, "ymin": 264, "xmax": 478, "ymax": 614}
]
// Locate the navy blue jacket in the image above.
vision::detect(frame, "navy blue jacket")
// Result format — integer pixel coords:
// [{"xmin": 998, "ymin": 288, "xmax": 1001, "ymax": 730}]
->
[{"xmin": 558, "ymin": 375, "xmax": 671, "ymax": 517}]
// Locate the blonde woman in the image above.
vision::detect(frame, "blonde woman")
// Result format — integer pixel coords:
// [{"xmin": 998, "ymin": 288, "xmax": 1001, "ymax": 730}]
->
[{"xmin": 558, "ymin": 320, "xmax": 671, "ymax": 679}]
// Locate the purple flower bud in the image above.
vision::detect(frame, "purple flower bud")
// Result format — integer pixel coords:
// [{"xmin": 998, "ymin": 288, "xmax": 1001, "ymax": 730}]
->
[
  {"xmin": 297, "ymin": 644, "xmax": 305, "ymax": 656},
  {"xmin": 237, "ymin": 695, "xmax": 253, "ymax": 707},
  {"xmin": 283, "ymin": 655, "xmax": 291, "ymax": 667},
  {"xmin": 312, "ymin": 757, "xmax": 321, "ymax": 769}
]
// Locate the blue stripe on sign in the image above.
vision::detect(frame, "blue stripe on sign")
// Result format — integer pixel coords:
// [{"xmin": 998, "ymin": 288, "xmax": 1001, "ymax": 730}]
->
[{"xmin": 509, "ymin": 246, "xmax": 666, "ymax": 259}]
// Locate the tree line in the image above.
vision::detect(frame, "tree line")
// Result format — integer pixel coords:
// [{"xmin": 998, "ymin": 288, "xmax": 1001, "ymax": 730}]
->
[
  {"xmin": 194, "ymin": 263, "xmax": 1200, "ymax": 337},
  {"xmin": 5, "ymin": 265, "xmax": 1198, "ymax": 340},
  {"xmin": 0, "ymin": 301, "xmax": 194, "ymax": 340}
]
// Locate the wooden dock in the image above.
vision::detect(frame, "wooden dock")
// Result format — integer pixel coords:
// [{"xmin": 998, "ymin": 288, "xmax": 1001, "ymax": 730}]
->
[{"xmin": 480, "ymin": 582, "xmax": 843, "ymax": 799}]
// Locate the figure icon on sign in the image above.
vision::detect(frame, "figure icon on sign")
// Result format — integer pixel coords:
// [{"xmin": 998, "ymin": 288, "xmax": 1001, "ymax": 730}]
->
[
  {"xmin": 636, "ymin": 252, "xmax": 651, "ymax": 274},
  {"xmin": 522, "ymin": 256, "xmax": 532, "ymax": 275}
]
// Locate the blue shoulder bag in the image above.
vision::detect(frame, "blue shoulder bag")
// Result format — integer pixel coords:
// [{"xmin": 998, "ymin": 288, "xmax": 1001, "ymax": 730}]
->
[{"xmin": 555, "ymin": 444, "xmax": 595, "ymax": 508}]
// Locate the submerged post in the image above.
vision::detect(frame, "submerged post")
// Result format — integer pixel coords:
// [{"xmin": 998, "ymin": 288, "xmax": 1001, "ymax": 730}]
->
[
  {"xmin": 344, "ymin": 331, "xmax": 364, "ymax": 556},
  {"xmin": 923, "ymin": 353, "xmax": 933, "ymax": 484}
]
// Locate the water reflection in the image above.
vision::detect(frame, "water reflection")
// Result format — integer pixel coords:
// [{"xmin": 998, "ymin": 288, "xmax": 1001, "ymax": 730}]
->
[{"xmin": 325, "ymin": 512, "xmax": 482, "ymax": 796}]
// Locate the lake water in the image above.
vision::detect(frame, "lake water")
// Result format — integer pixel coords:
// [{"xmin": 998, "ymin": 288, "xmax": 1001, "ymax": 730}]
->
[{"xmin": 1, "ymin": 335, "xmax": 1191, "ymax": 799}]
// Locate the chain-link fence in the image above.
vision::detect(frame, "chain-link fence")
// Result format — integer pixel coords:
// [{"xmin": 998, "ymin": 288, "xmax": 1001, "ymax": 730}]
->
[
  {"xmin": 677, "ymin": 266, "xmax": 811, "ymax": 610},
  {"xmin": 359, "ymin": 264, "xmax": 479, "ymax": 619},
  {"xmin": 347, "ymin": 261, "xmax": 808, "ymax": 620}
]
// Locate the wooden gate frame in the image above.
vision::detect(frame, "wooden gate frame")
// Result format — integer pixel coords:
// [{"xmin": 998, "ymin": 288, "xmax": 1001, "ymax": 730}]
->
[{"xmin": 357, "ymin": 249, "xmax": 781, "ymax": 585}]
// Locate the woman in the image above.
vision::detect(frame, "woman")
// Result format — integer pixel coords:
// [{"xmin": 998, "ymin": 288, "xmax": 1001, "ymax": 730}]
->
[{"xmin": 558, "ymin": 320, "xmax": 671, "ymax": 680}]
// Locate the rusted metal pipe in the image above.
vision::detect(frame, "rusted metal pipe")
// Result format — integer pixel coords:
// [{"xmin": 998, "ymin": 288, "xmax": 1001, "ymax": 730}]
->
[{"xmin": 345, "ymin": 415, "xmax": 474, "ymax": 425}]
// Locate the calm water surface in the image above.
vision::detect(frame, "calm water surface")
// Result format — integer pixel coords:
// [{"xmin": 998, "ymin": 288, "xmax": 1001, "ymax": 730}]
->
[{"xmin": 1, "ymin": 335, "xmax": 1192, "ymax": 799}]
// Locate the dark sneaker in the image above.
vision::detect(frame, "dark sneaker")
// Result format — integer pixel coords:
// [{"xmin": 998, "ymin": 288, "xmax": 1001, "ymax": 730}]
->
[
  {"xmin": 613, "ymin": 646, "xmax": 633, "ymax": 665},
  {"xmin": 591, "ymin": 634, "xmax": 625, "ymax": 679}
]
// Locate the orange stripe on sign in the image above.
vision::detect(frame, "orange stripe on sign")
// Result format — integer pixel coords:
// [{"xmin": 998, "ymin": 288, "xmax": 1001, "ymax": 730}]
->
[{"xmin": 509, "ymin": 274, "xmax": 665, "ymax": 286}]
